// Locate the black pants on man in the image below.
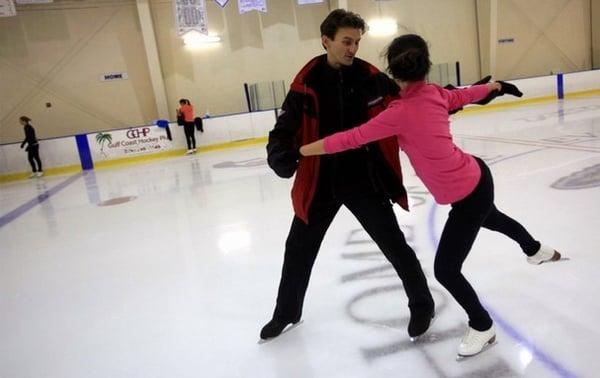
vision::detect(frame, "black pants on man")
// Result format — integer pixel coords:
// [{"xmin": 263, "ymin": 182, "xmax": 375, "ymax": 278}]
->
[
  {"xmin": 27, "ymin": 144, "xmax": 42, "ymax": 173},
  {"xmin": 272, "ymin": 193, "xmax": 434, "ymax": 323},
  {"xmin": 433, "ymin": 157, "xmax": 540, "ymax": 331},
  {"xmin": 183, "ymin": 122, "xmax": 196, "ymax": 150}
]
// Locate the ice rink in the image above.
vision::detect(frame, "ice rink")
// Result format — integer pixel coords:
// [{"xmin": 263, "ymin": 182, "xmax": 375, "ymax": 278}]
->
[{"xmin": 1, "ymin": 96, "xmax": 599, "ymax": 378}]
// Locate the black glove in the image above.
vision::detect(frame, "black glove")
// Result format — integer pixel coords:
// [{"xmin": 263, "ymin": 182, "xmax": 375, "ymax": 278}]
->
[
  {"xmin": 497, "ymin": 81, "xmax": 523, "ymax": 97},
  {"xmin": 445, "ymin": 75, "xmax": 492, "ymax": 113},
  {"xmin": 476, "ymin": 80, "xmax": 523, "ymax": 105},
  {"xmin": 473, "ymin": 75, "xmax": 492, "ymax": 86},
  {"xmin": 267, "ymin": 148, "xmax": 300, "ymax": 178},
  {"xmin": 444, "ymin": 75, "xmax": 491, "ymax": 91},
  {"xmin": 444, "ymin": 83, "xmax": 457, "ymax": 90}
]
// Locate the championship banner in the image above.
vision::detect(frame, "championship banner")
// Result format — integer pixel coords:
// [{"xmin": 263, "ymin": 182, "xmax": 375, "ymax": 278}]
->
[
  {"xmin": 214, "ymin": 0, "xmax": 229, "ymax": 8},
  {"xmin": 174, "ymin": 0, "xmax": 208, "ymax": 36},
  {"xmin": 90, "ymin": 126, "xmax": 172, "ymax": 161},
  {"xmin": 0, "ymin": 0, "xmax": 16, "ymax": 17},
  {"xmin": 238, "ymin": 0, "xmax": 266, "ymax": 14},
  {"xmin": 297, "ymin": 0, "xmax": 323, "ymax": 4}
]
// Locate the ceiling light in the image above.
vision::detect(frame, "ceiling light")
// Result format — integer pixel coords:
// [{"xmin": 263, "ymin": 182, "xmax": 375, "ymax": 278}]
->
[
  {"xmin": 368, "ymin": 18, "xmax": 398, "ymax": 37},
  {"xmin": 182, "ymin": 30, "xmax": 221, "ymax": 46}
]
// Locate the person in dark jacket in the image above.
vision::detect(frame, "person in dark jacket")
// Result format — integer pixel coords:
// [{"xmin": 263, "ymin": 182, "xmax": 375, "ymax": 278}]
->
[
  {"xmin": 19, "ymin": 116, "xmax": 43, "ymax": 178},
  {"xmin": 261, "ymin": 9, "xmax": 435, "ymax": 341}
]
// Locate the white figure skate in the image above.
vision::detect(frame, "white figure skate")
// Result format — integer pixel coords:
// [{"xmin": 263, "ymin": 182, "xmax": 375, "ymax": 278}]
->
[
  {"xmin": 457, "ymin": 324, "xmax": 496, "ymax": 360},
  {"xmin": 527, "ymin": 245, "xmax": 562, "ymax": 265}
]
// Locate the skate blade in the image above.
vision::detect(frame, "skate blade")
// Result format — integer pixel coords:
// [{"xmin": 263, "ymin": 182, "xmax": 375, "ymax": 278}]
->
[
  {"xmin": 541, "ymin": 251, "xmax": 569, "ymax": 264},
  {"xmin": 410, "ymin": 314, "xmax": 436, "ymax": 343},
  {"xmin": 257, "ymin": 320, "xmax": 303, "ymax": 345},
  {"xmin": 542, "ymin": 257, "xmax": 570, "ymax": 263},
  {"xmin": 456, "ymin": 336, "xmax": 497, "ymax": 361}
]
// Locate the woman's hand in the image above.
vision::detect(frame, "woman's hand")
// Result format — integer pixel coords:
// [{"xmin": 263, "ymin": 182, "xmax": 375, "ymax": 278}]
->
[
  {"xmin": 487, "ymin": 81, "xmax": 523, "ymax": 97},
  {"xmin": 299, "ymin": 139, "xmax": 326, "ymax": 156},
  {"xmin": 487, "ymin": 82, "xmax": 502, "ymax": 92}
]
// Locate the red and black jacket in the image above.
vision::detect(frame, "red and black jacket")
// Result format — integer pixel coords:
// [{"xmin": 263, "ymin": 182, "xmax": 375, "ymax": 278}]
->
[{"xmin": 267, "ymin": 55, "xmax": 409, "ymax": 224}]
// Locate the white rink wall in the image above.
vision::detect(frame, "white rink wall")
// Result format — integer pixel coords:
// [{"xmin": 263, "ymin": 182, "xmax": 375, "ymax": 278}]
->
[
  {"xmin": 480, "ymin": 70, "xmax": 600, "ymax": 105},
  {"xmin": 1, "ymin": 71, "xmax": 599, "ymax": 178},
  {"xmin": 0, "ymin": 110, "xmax": 276, "ymax": 177},
  {"xmin": 0, "ymin": 137, "xmax": 81, "ymax": 176}
]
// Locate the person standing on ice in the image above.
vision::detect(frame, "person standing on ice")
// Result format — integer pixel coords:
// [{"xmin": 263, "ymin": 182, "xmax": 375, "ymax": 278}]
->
[
  {"xmin": 299, "ymin": 34, "xmax": 562, "ymax": 358},
  {"xmin": 262, "ymin": 9, "xmax": 435, "ymax": 342},
  {"xmin": 19, "ymin": 116, "xmax": 43, "ymax": 178},
  {"xmin": 177, "ymin": 99, "xmax": 196, "ymax": 154}
]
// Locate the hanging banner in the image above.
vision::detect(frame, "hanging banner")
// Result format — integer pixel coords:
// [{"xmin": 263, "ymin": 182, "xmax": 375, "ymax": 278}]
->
[
  {"xmin": 238, "ymin": 0, "xmax": 266, "ymax": 14},
  {"xmin": 174, "ymin": 0, "xmax": 208, "ymax": 36},
  {"xmin": 297, "ymin": 0, "xmax": 322, "ymax": 4},
  {"xmin": 214, "ymin": 0, "xmax": 229, "ymax": 8},
  {"xmin": 15, "ymin": 0, "xmax": 53, "ymax": 3},
  {"xmin": 0, "ymin": 0, "xmax": 16, "ymax": 17}
]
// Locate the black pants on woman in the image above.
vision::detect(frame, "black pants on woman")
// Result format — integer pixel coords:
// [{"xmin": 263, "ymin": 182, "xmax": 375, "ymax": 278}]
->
[
  {"xmin": 183, "ymin": 122, "xmax": 196, "ymax": 150},
  {"xmin": 272, "ymin": 193, "xmax": 434, "ymax": 323},
  {"xmin": 433, "ymin": 157, "xmax": 540, "ymax": 331},
  {"xmin": 27, "ymin": 144, "xmax": 42, "ymax": 173}
]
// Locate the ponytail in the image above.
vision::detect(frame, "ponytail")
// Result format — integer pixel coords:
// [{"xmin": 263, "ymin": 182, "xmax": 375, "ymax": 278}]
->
[{"xmin": 384, "ymin": 34, "xmax": 431, "ymax": 82}]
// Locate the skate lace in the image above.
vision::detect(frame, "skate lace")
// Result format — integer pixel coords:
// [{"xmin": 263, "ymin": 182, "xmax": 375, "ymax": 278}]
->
[
  {"xmin": 462, "ymin": 328, "xmax": 487, "ymax": 345},
  {"xmin": 460, "ymin": 328, "xmax": 472, "ymax": 344}
]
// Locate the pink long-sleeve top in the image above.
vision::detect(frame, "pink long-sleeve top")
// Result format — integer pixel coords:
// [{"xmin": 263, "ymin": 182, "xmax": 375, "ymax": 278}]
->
[{"xmin": 323, "ymin": 81, "xmax": 491, "ymax": 204}]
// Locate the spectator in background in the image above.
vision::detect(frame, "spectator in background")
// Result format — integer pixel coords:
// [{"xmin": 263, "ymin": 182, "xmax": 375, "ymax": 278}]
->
[
  {"xmin": 177, "ymin": 99, "xmax": 196, "ymax": 154},
  {"xmin": 19, "ymin": 116, "xmax": 43, "ymax": 178}
]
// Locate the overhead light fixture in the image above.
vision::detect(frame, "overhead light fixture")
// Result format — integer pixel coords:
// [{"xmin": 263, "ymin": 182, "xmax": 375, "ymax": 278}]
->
[
  {"xmin": 182, "ymin": 30, "xmax": 221, "ymax": 47},
  {"xmin": 368, "ymin": 18, "xmax": 398, "ymax": 37}
]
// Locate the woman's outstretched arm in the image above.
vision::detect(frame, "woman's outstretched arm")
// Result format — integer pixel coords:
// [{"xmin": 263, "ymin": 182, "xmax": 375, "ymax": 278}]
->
[{"xmin": 299, "ymin": 139, "xmax": 325, "ymax": 156}]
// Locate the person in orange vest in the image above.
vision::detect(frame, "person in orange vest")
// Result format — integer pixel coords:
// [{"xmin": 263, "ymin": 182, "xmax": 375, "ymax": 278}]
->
[{"xmin": 177, "ymin": 99, "xmax": 196, "ymax": 154}]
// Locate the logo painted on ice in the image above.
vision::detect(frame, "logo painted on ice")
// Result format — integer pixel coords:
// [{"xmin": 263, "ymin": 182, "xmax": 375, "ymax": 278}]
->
[
  {"xmin": 126, "ymin": 128, "xmax": 151, "ymax": 139},
  {"xmin": 552, "ymin": 164, "xmax": 600, "ymax": 189},
  {"xmin": 339, "ymin": 186, "xmax": 522, "ymax": 375}
]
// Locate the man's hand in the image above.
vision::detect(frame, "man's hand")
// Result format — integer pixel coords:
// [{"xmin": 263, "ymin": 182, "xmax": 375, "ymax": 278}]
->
[
  {"xmin": 444, "ymin": 75, "xmax": 491, "ymax": 91},
  {"xmin": 497, "ymin": 81, "xmax": 523, "ymax": 97},
  {"xmin": 476, "ymin": 80, "xmax": 523, "ymax": 105},
  {"xmin": 267, "ymin": 148, "xmax": 300, "ymax": 178},
  {"xmin": 473, "ymin": 75, "xmax": 492, "ymax": 86}
]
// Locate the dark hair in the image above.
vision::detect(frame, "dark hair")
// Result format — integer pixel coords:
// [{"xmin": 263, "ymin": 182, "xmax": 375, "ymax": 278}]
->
[
  {"xmin": 320, "ymin": 9, "xmax": 365, "ymax": 40},
  {"xmin": 20, "ymin": 116, "xmax": 31, "ymax": 123},
  {"xmin": 384, "ymin": 34, "xmax": 431, "ymax": 81},
  {"xmin": 179, "ymin": 99, "xmax": 190, "ymax": 105}
]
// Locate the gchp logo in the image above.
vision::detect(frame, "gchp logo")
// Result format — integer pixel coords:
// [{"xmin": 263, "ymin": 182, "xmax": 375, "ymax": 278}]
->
[{"xmin": 126, "ymin": 128, "xmax": 150, "ymax": 139}]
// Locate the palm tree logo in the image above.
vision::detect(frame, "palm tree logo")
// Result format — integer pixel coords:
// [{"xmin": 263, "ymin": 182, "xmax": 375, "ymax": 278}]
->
[{"xmin": 96, "ymin": 132, "xmax": 112, "ymax": 158}]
